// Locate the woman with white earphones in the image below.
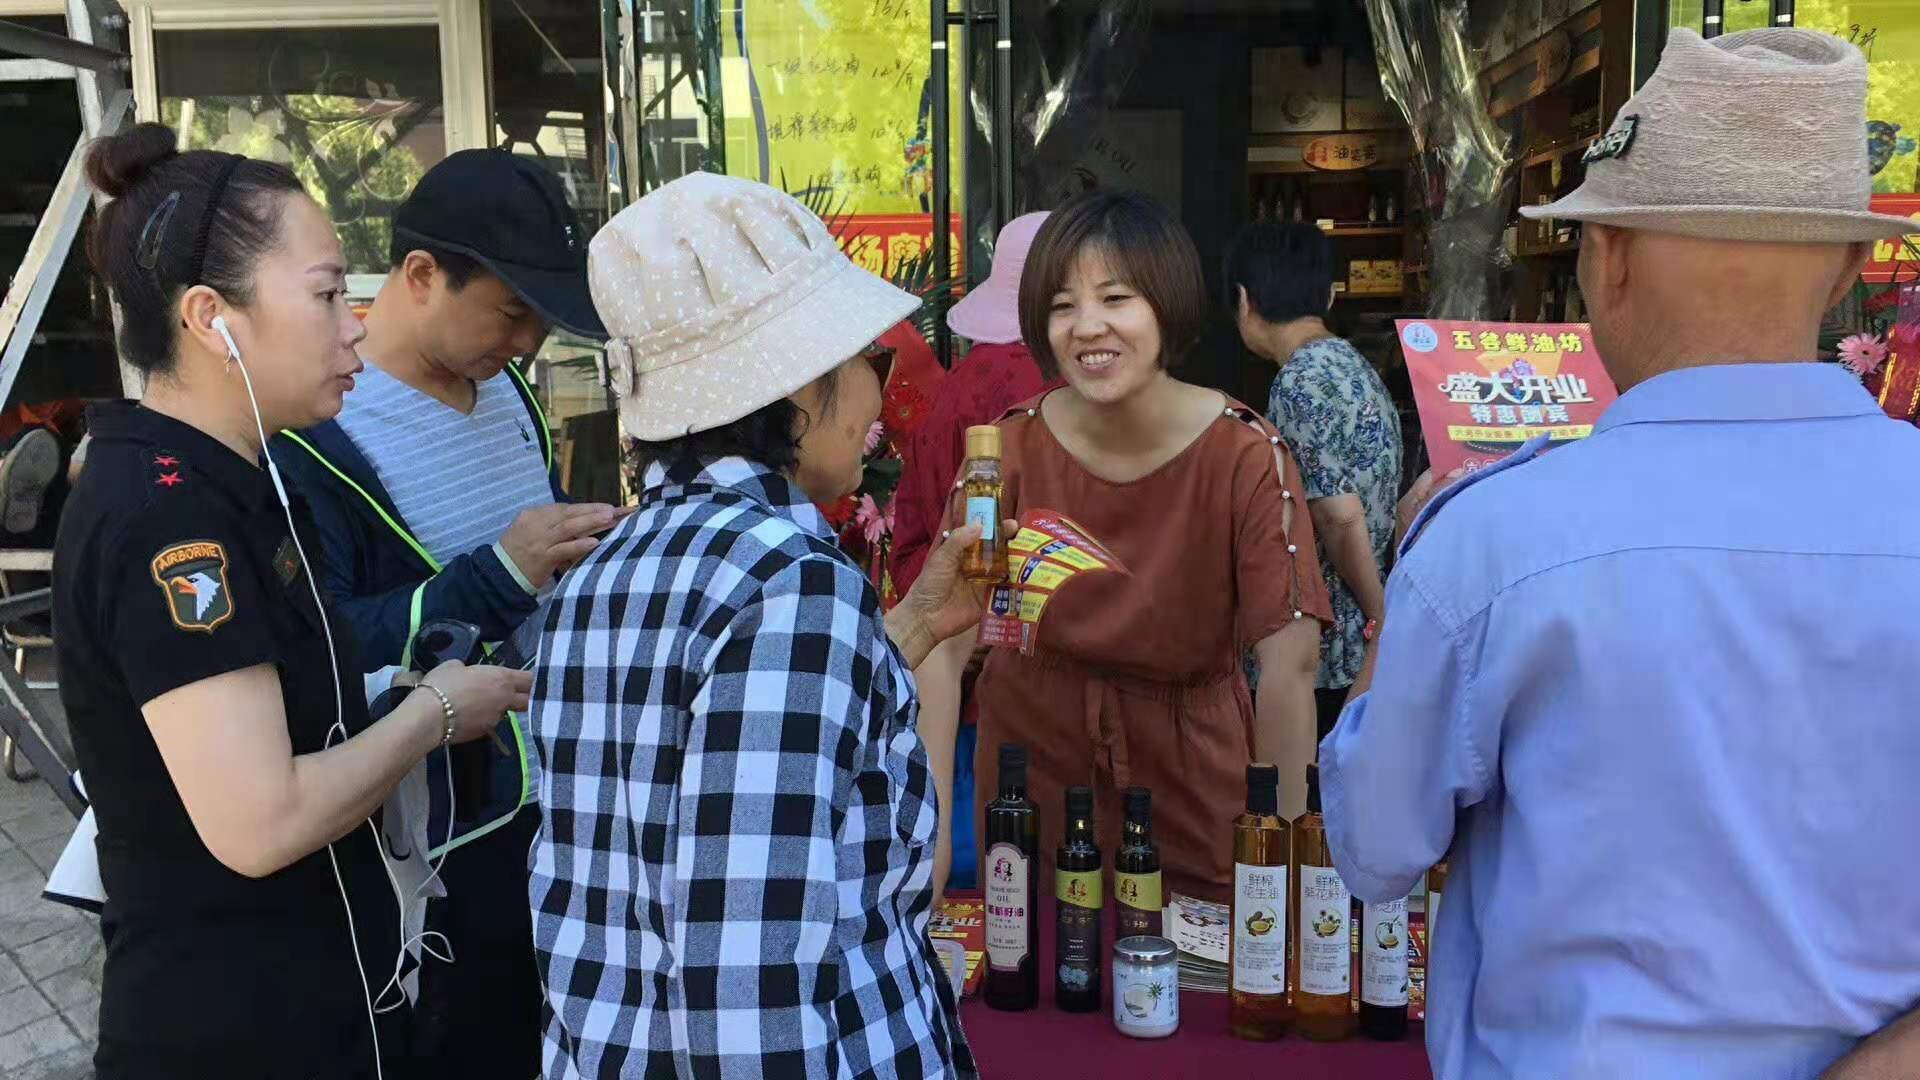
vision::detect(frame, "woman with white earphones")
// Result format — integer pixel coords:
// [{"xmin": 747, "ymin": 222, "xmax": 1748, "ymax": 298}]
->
[{"xmin": 52, "ymin": 123, "xmax": 532, "ymax": 1079}]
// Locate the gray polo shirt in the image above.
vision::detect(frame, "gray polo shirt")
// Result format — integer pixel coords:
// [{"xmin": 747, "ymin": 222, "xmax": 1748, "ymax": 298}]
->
[{"xmin": 335, "ymin": 362, "xmax": 554, "ymax": 575}]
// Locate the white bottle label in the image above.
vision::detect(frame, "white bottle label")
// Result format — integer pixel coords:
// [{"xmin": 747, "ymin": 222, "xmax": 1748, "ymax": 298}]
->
[
  {"xmin": 985, "ymin": 842, "xmax": 1030, "ymax": 971},
  {"xmin": 1297, "ymin": 864, "xmax": 1352, "ymax": 997},
  {"xmin": 966, "ymin": 496, "xmax": 998, "ymax": 541},
  {"xmin": 1361, "ymin": 896, "xmax": 1410, "ymax": 1007},
  {"xmin": 1231, "ymin": 863, "xmax": 1287, "ymax": 995}
]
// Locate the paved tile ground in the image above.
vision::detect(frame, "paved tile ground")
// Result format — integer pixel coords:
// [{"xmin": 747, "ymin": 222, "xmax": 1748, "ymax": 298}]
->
[{"xmin": 0, "ymin": 771, "xmax": 97, "ymax": 1080}]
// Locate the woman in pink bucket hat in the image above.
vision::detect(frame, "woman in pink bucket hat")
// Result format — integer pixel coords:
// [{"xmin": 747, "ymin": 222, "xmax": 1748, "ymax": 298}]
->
[{"xmin": 524, "ymin": 172, "xmax": 986, "ymax": 1078}]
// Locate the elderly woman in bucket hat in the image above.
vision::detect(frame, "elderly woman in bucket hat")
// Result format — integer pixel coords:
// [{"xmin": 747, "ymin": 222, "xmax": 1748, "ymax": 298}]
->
[{"xmin": 527, "ymin": 172, "xmax": 981, "ymax": 1079}]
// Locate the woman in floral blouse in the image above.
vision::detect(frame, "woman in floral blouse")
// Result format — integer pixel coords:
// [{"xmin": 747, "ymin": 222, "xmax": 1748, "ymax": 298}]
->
[{"xmin": 1228, "ymin": 221, "xmax": 1404, "ymax": 738}]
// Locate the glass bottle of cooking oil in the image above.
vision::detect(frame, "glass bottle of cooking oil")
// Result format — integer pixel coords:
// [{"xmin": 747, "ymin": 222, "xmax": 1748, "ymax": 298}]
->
[
  {"xmin": 1359, "ymin": 891, "xmax": 1410, "ymax": 1041},
  {"xmin": 1055, "ymin": 786, "xmax": 1103, "ymax": 1013},
  {"xmin": 1115, "ymin": 787, "xmax": 1162, "ymax": 940},
  {"xmin": 959, "ymin": 425, "xmax": 1007, "ymax": 583},
  {"xmin": 1291, "ymin": 764, "xmax": 1353, "ymax": 1041},
  {"xmin": 984, "ymin": 743, "xmax": 1039, "ymax": 1011},
  {"xmin": 1229, "ymin": 763, "xmax": 1291, "ymax": 1041}
]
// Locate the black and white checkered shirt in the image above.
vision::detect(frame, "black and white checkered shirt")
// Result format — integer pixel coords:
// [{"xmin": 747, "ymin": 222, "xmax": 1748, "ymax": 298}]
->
[{"xmin": 529, "ymin": 457, "xmax": 975, "ymax": 1080}]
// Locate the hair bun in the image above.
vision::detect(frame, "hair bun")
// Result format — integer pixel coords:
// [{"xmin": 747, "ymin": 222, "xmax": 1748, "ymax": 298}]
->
[{"xmin": 85, "ymin": 123, "xmax": 181, "ymax": 200}]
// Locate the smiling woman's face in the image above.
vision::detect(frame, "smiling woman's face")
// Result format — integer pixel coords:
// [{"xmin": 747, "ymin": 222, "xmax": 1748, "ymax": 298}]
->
[{"xmin": 1044, "ymin": 246, "xmax": 1165, "ymax": 408}]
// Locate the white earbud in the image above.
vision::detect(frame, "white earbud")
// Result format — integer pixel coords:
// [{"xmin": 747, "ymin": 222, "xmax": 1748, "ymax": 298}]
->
[
  {"xmin": 209, "ymin": 314, "xmax": 291, "ymax": 509},
  {"xmin": 212, "ymin": 314, "xmax": 240, "ymax": 365},
  {"xmin": 212, "ymin": 316, "xmax": 389, "ymax": 1077}
]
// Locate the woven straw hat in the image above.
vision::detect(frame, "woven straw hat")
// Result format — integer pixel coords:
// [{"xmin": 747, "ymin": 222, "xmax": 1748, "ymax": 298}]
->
[
  {"xmin": 1522, "ymin": 28, "xmax": 1915, "ymax": 243},
  {"xmin": 590, "ymin": 172, "xmax": 920, "ymax": 441}
]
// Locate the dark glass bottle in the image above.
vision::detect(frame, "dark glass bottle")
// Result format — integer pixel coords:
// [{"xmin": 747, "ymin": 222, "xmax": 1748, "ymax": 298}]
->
[
  {"xmin": 1359, "ymin": 892, "xmax": 1410, "ymax": 1041},
  {"xmin": 1115, "ymin": 787, "xmax": 1162, "ymax": 940},
  {"xmin": 1055, "ymin": 785, "xmax": 1102, "ymax": 1012},
  {"xmin": 984, "ymin": 743, "xmax": 1040, "ymax": 1011},
  {"xmin": 1229, "ymin": 762, "xmax": 1291, "ymax": 1041}
]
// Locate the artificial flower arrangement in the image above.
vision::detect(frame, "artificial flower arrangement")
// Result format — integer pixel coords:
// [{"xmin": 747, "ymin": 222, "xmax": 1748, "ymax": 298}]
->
[{"xmin": 1824, "ymin": 273, "xmax": 1919, "ymax": 424}]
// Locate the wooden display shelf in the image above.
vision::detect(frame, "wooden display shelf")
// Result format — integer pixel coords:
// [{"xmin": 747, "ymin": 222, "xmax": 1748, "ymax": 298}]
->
[
  {"xmin": 1521, "ymin": 133, "xmax": 1599, "ymax": 170},
  {"xmin": 1321, "ymin": 224, "xmax": 1405, "ymax": 237},
  {"xmin": 1516, "ymin": 238, "xmax": 1582, "ymax": 258},
  {"xmin": 1484, "ymin": 4, "xmax": 1606, "ymax": 120},
  {"xmin": 1338, "ymin": 289, "xmax": 1406, "ymax": 300}
]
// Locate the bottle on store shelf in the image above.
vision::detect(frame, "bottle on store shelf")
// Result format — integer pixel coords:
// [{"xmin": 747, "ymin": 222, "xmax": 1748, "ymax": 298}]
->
[
  {"xmin": 1115, "ymin": 787, "xmax": 1162, "ymax": 940},
  {"xmin": 1291, "ymin": 764, "xmax": 1354, "ymax": 1041},
  {"xmin": 1055, "ymin": 785, "xmax": 1103, "ymax": 1012},
  {"xmin": 1359, "ymin": 891, "xmax": 1410, "ymax": 1041},
  {"xmin": 1385, "ymin": 192, "xmax": 1398, "ymax": 222},
  {"xmin": 985, "ymin": 743, "xmax": 1039, "ymax": 1011},
  {"xmin": 959, "ymin": 426, "xmax": 1007, "ymax": 584},
  {"xmin": 1292, "ymin": 182, "xmax": 1309, "ymax": 222},
  {"xmin": 1368, "ymin": 192, "xmax": 1381, "ymax": 223},
  {"xmin": 1229, "ymin": 763, "xmax": 1291, "ymax": 1041}
]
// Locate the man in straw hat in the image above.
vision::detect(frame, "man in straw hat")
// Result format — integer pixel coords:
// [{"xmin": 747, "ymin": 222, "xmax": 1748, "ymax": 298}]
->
[{"xmin": 1318, "ymin": 28, "xmax": 1920, "ymax": 1079}]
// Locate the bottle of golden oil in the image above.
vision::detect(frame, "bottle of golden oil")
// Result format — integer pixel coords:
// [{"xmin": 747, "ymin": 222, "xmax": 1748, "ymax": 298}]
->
[
  {"xmin": 1291, "ymin": 764, "xmax": 1354, "ymax": 1041},
  {"xmin": 1229, "ymin": 763, "xmax": 1291, "ymax": 1041},
  {"xmin": 959, "ymin": 425, "xmax": 1007, "ymax": 583}
]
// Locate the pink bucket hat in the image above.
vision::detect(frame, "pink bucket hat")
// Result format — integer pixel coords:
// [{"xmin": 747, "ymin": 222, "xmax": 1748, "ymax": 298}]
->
[
  {"xmin": 947, "ymin": 212, "xmax": 1050, "ymax": 345},
  {"xmin": 589, "ymin": 172, "xmax": 920, "ymax": 441}
]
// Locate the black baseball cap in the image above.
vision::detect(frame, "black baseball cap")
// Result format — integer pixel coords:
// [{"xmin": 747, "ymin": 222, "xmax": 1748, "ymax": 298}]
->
[{"xmin": 391, "ymin": 149, "xmax": 605, "ymax": 340}]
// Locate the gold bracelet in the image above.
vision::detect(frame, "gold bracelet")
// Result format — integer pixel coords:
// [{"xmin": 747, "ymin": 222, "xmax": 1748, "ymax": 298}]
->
[{"xmin": 417, "ymin": 682, "xmax": 457, "ymax": 747}]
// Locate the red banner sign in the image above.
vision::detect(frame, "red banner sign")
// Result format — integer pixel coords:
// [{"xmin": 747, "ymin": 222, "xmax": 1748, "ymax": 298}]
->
[
  {"xmin": 1398, "ymin": 319, "xmax": 1621, "ymax": 475},
  {"xmin": 831, "ymin": 214, "xmax": 964, "ymax": 279},
  {"xmin": 1864, "ymin": 194, "xmax": 1920, "ymax": 284}
]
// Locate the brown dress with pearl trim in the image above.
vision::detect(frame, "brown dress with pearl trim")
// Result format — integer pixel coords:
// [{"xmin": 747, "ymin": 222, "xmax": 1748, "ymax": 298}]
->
[{"xmin": 969, "ymin": 392, "xmax": 1332, "ymax": 904}]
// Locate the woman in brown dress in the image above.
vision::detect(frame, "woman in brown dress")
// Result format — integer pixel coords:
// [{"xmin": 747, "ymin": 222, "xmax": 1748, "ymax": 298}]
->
[{"xmin": 923, "ymin": 193, "xmax": 1330, "ymax": 903}]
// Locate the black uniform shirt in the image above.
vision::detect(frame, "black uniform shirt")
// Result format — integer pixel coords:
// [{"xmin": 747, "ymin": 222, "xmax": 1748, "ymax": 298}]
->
[{"xmin": 53, "ymin": 402, "xmax": 400, "ymax": 1074}]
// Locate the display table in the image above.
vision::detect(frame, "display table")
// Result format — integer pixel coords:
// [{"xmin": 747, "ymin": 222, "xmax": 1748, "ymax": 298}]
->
[{"xmin": 955, "ymin": 897, "xmax": 1431, "ymax": 1079}]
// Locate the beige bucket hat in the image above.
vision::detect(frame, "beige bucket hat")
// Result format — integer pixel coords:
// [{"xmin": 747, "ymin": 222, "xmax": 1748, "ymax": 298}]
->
[
  {"xmin": 590, "ymin": 172, "xmax": 921, "ymax": 441},
  {"xmin": 1522, "ymin": 28, "xmax": 1916, "ymax": 243}
]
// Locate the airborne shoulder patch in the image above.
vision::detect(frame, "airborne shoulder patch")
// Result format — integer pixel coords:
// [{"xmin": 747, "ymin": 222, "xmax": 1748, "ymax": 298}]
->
[{"xmin": 151, "ymin": 540, "xmax": 235, "ymax": 633}]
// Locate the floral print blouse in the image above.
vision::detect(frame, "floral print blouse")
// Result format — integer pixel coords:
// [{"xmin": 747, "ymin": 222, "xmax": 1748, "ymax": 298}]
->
[{"xmin": 1266, "ymin": 336, "xmax": 1404, "ymax": 689}]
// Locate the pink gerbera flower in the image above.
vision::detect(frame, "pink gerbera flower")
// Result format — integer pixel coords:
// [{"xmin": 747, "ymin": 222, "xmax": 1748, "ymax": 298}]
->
[
  {"xmin": 854, "ymin": 494, "xmax": 892, "ymax": 545},
  {"xmin": 1837, "ymin": 333, "xmax": 1889, "ymax": 377},
  {"xmin": 864, "ymin": 421, "xmax": 886, "ymax": 455}
]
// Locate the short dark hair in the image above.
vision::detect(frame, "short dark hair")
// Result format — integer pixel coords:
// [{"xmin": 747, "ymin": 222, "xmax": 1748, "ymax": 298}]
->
[
  {"xmin": 389, "ymin": 233, "xmax": 483, "ymax": 290},
  {"xmin": 1017, "ymin": 192, "xmax": 1208, "ymax": 378},
  {"xmin": 627, "ymin": 368, "xmax": 842, "ymax": 480},
  {"xmin": 1225, "ymin": 221, "xmax": 1334, "ymax": 324},
  {"xmin": 84, "ymin": 123, "xmax": 306, "ymax": 376}
]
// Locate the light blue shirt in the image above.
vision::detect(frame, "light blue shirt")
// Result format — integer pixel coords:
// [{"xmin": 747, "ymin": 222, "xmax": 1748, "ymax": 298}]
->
[{"xmin": 1322, "ymin": 363, "xmax": 1920, "ymax": 1080}]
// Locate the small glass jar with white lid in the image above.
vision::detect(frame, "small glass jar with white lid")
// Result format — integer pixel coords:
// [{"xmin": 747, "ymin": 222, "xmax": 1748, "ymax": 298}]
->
[{"xmin": 1112, "ymin": 935, "xmax": 1178, "ymax": 1039}]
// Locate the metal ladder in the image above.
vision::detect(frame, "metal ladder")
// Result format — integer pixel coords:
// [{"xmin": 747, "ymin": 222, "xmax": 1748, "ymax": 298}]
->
[{"xmin": 0, "ymin": 1, "xmax": 129, "ymax": 814}]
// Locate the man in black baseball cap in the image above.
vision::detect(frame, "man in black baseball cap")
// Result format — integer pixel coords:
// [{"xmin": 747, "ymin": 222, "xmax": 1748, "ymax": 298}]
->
[
  {"xmin": 273, "ymin": 149, "xmax": 625, "ymax": 1078},
  {"xmin": 390, "ymin": 148, "xmax": 605, "ymax": 340}
]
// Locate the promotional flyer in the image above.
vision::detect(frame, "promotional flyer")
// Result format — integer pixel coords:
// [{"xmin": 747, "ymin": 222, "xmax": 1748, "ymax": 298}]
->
[{"xmin": 1399, "ymin": 319, "xmax": 1620, "ymax": 475}]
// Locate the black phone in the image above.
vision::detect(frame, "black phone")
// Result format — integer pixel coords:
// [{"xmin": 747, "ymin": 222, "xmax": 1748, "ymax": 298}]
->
[{"xmin": 366, "ymin": 619, "xmax": 492, "ymax": 817}]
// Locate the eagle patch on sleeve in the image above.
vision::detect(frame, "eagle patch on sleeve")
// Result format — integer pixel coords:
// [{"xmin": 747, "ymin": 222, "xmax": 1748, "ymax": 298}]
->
[{"xmin": 151, "ymin": 540, "xmax": 235, "ymax": 632}]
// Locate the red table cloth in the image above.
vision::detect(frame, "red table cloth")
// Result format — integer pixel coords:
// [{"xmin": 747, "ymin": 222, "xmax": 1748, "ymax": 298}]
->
[{"xmin": 954, "ymin": 897, "xmax": 1432, "ymax": 1080}]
